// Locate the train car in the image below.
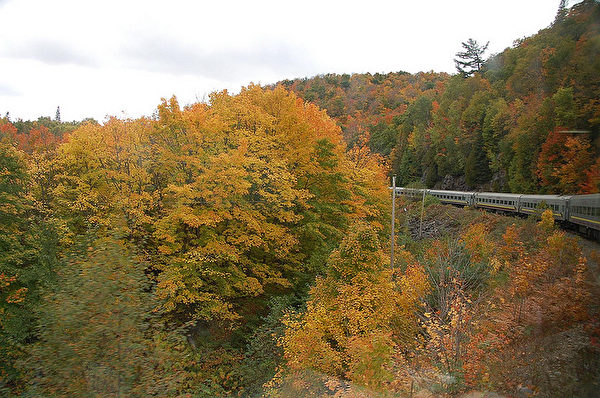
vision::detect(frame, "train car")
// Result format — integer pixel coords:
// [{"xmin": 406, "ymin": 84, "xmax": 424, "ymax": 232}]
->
[
  {"xmin": 428, "ymin": 190, "xmax": 474, "ymax": 206},
  {"xmin": 518, "ymin": 194, "xmax": 570, "ymax": 221},
  {"xmin": 394, "ymin": 187, "xmax": 425, "ymax": 199},
  {"xmin": 568, "ymin": 194, "xmax": 600, "ymax": 231},
  {"xmin": 474, "ymin": 192, "xmax": 519, "ymax": 213},
  {"xmin": 391, "ymin": 186, "xmax": 600, "ymax": 237}
]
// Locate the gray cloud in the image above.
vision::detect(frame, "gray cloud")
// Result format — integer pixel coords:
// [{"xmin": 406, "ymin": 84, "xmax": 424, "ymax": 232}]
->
[
  {"xmin": 119, "ymin": 35, "xmax": 317, "ymax": 81},
  {"xmin": 2, "ymin": 39, "xmax": 98, "ymax": 66}
]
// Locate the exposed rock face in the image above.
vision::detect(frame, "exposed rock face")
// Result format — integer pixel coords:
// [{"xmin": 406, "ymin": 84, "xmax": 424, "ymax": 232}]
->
[
  {"xmin": 432, "ymin": 171, "xmax": 508, "ymax": 192},
  {"xmin": 435, "ymin": 174, "xmax": 469, "ymax": 191}
]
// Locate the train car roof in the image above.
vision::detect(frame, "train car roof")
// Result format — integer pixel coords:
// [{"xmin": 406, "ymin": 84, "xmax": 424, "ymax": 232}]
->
[
  {"xmin": 428, "ymin": 190, "xmax": 474, "ymax": 195},
  {"xmin": 520, "ymin": 194, "xmax": 573, "ymax": 200},
  {"xmin": 570, "ymin": 193, "xmax": 600, "ymax": 203},
  {"xmin": 476, "ymin": 192, "xmax": 521, "ymax": 198}
]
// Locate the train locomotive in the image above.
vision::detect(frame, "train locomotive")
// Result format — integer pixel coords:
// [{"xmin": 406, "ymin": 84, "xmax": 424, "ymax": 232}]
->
[{"xmin": 394, "ymin": 187, "xmax": 600, "ymax": 239}]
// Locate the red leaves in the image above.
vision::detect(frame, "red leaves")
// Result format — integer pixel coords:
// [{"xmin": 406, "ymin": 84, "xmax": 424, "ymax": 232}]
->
[{"xmin": 536, "ymin": 128, "xmax": 599, "ymax": 194}]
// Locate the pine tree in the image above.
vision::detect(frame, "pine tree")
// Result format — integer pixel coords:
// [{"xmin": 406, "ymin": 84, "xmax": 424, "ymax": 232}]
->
[
  {"xmin": 554, "ymin": 0, "xmax": 569, "ymax": 24},
  {"xmin": 454, "ymin": 39, "xmax": 489, "ymax": 77},
  {"xmin": 465, "ymin": 133, "xmax": 491, "ymax": 188}
]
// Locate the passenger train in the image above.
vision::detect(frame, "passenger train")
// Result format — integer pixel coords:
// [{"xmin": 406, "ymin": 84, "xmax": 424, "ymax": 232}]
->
[{"xmin": 394, "ymin": 187, "xmax": 600, "ymax": 239}]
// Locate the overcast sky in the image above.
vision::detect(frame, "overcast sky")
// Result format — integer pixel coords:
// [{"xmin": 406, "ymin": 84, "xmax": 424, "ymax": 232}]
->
[{"xmin": 0, "ymin": 0, "xmax": 573, "ymax": 122}]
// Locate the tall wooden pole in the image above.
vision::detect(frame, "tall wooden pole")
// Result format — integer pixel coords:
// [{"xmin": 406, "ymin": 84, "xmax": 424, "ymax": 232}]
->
[
  {"xmin": 419, "ymin": 189, "xmax": 426, "ymax": 238},
  {"xmin": 391, "ymin": 175, "xmax": 396, "ymax": 270}
]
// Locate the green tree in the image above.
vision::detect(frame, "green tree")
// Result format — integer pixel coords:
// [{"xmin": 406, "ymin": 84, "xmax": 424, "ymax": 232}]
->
[
  {"xmin": 25, "ymin": 234, "xmax": 189, "ymax": 397},
  {"xmin": 454, "ymin": 39, "xmax": 489, "ymax": 77},
  {"xmin": 465, "ymin": 132, "xmax": 491, "ymax": 188},
  {"xmin": 0, "ymin": 140, "xmax": 58, "ymax": 394}
]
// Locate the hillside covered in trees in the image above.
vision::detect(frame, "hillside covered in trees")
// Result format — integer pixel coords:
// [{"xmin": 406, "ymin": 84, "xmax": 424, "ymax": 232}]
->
[
  {"xmin": 277, "ymin": 0, "xmax": 600, "ymax": 195},
  {"xmin": 1, "ymin": 1, "xmax": 600, "ymax": 397}
]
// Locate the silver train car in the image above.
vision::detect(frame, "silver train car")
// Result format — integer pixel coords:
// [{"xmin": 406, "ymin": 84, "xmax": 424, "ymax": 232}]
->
[
  {"xmin": 569, "ymin": 193, "xmax": 600, "ymax": 230},
  {"xmin": 393, "ymin": 187, "xmax": 600, "ymax": 237}
]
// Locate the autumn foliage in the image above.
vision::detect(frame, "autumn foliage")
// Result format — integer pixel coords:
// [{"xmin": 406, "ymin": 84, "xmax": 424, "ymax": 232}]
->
[
  {"xmin": 1, "ymin": 2, "xmax": 599, "ymax": 395},
  {"xmin": 281, "ymin": 1, "xmax": 600, "ymax": 194}
]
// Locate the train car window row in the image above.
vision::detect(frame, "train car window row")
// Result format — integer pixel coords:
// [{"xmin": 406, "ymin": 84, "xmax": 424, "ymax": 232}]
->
[
  {"xmin": 521, "ymin": 202, "xmax": 561, "ymax": 211},
  {"xmin": 573, "ymin": 206, "xmax": 600, "ymax": 217}
]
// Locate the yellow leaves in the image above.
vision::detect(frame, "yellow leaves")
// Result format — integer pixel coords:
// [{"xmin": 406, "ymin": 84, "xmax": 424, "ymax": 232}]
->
[
  {"xmin": 346, "ymin": 332, "xmax": 395, "ymax": 390},
  {"xmin": 50, "ymin": 85, "xmax": 387, "ymax": 330},
  {"xmin": 233, "ymin": 276, "xmax": 263, "ymax": 296},
  {"xmin": 460, "ymin": 223, "xmax": 493, "ymax": 264},
  {"xmin": 398, "ymin": 261, "xmax": 429, "ymax": 311},
  {"xmin": 282, "ymin": 223, "xmax": 428, "ymax": 390},
  {"xmin": 538, "ymin": 208, "xmax": 555, "ymax": 232}
]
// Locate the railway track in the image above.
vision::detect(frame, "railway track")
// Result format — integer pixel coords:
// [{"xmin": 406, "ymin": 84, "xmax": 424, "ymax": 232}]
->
[{"xmin": 392, "ymin": 187, "xmax": 600, "ymax": 241}]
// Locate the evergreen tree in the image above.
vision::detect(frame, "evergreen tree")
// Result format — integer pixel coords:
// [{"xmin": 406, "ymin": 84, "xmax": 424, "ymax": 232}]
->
[
  {"xmin": 554, "ymin": 0, "xmax": 569, "ymax": 24},
  {"xmin": 454, "ymin": 39, "xmax": 489, "ymax": 77},
  {"xmin": 465, "ymin": 133, "xmax": 491, "ymax": 188}
]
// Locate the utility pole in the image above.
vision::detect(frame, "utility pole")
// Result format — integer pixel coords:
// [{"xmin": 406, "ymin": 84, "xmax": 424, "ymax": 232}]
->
[
  {"xmin": 419, "ymin": 189, "xmax": 426, "ymax": 238},
  {"xmin": 391, "ymin": 175, "xmax": 396, "ymax": 270}
]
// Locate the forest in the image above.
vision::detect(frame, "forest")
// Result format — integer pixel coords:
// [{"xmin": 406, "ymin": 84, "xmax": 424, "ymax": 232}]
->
[
  {"xmin": 0, "ymin": 1, "xmax": 599, "ymax": 397},
  {"xmin": 277, "ymin": 0, "xmax": 600, "ymax": 194}
]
